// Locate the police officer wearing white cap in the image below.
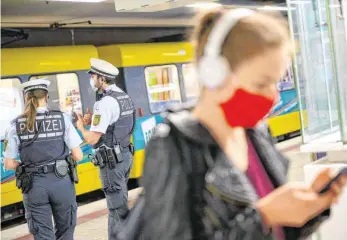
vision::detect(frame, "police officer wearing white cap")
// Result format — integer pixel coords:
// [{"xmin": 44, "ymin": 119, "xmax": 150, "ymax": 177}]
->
[
  {"xmin": 75, "ymin": 58, "xmax": 135, "ymax": 239},
  {"xmin": 2, "ymin": 79, "xmax": 84, "ymax": 240}
]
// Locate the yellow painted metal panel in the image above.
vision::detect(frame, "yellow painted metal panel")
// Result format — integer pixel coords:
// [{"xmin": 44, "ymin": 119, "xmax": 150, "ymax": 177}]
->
[
  {"xmin": 267, "ymin": 111, "xmax": 301, "ymax": 137},
  {"xmin": 1, "ymin": 45, "xmax": 98, "ymax": 76},
  {"xmin": 129, "ymin": 149, "xmax": 145, "ymax": 179},
  {"xmin": 97, "ymin": 42, "xmax": 194, "ymax": 67},
  {"xmin": 74, "ymin": 162, "xmax": 102, "ymax": 196},
  {"xmin": 1, "ymin": 182, "xmax": 21, "ymax": 207}
]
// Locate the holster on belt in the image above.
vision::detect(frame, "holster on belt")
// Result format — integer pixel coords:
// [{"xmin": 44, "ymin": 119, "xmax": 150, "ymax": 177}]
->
[
  {"xmin": 15, "ymin": 165, "xmax": 33, "ymax": 194},
  {"xmin": 93, "ymin": 144, "xmax": 121, "ymax": 169},
  {"xmin": 129, "ymin": 143, "xmax": 135, "ymax": 156},
  {"xmin": 93, "ymin": 148, "xmax": 106, "ymax": 168},
  {"xmin": 66, "ymin": 156, "xmax": 79, "ymax": 184}
]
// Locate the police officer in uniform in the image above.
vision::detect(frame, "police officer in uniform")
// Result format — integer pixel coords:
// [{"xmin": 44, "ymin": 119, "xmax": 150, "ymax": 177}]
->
[
  {"xmin": 75, "ymin": 58, "xmax": 135, "ymax": 239},
  {"xmin": 3, "ymin": 79, "xmax": 83, "ymax": 240}
]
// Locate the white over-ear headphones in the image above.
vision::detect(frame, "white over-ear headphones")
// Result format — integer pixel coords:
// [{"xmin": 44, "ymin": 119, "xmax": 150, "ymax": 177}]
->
[{"xmin": 198, "ymin": 8, "xmax": 255, "ymax": 89}]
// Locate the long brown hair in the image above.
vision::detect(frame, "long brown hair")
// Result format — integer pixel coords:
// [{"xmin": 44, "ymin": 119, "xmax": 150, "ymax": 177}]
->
[
  {"xmin": 22, "ymin": 89, "xmax": 48, "ymax": 132},
  {"xmin": 192, "ymin": 8, "xmax": 292, "ymax": 72}
]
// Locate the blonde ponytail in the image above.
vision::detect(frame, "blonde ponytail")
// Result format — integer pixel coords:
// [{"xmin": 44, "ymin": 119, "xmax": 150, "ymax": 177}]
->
[{"xmin": 22, "ymin": 89, "xmax": 47, "ymax": 132}]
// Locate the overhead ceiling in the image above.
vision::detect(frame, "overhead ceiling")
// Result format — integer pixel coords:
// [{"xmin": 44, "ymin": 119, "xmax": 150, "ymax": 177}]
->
[{"xmin": 1, "ymin": 0, "xmax": 287, "ymax": 28}]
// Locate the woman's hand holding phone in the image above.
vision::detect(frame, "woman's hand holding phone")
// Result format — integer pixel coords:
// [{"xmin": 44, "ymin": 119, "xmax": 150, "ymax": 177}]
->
[
  {"xmin": 316, "ymin": 168, "xmax": 347, "ymax": 200},
  {"xmin": 256, "ymin": 168, "xmax": 347, "ymax": 227}
]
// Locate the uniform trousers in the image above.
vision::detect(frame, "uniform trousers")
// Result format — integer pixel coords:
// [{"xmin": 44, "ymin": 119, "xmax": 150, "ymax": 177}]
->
[
  {"xmin": 23, "ymin": 172, "xmax": 77, "ymax": 240},
  {"xmin": 99, "ymin": 150, "xmax": 133, "ymax": 240}
]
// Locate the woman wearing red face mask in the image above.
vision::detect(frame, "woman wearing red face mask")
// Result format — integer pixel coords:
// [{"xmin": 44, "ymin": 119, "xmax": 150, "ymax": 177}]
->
[{"xmin": 123, "ymin": 8, "xmax": 347, "ymax": 240}]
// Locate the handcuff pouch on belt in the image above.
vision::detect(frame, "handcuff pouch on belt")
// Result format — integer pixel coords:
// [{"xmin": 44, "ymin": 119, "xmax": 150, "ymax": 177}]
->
[
  {"xmin": 15, "ymin": 165, "xmax": 33, "ymax": 194},
  {"xmin": 55, "ymin": 159, "xmax": 68, "ymax": 178},
  {"xmin": 66, "ymin": 156, "xmax": 79, "ymax": 184}
]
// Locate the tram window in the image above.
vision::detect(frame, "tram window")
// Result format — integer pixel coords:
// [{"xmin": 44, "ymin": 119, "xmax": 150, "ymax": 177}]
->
[
  {"xmin": 30, "ymin": 73, "xmax": 82, "ymax": 116},
  {"xmin": 144, "ymin": 65, "xmax": 182, "ymax": 113},
  {"xmin": 277, "ymin": 66, "xmax": 295, "ymax": 91},
  {"xmin": 182, "ymin": 63, "xmax": 200, "ymax": 101},
  {"xmin": 0, "ymin": 78, "xmax": 24, "ymax": 140}
]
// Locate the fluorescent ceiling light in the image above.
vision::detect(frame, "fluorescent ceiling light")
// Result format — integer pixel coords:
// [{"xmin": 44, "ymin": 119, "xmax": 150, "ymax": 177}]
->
[
  {"xmin": 186, "ymin": 2, "xmax": 222, "ymax": 9},
  {"xmin": 48, "ymin": 0, "xmax": 106, "ymax": 2},
  {"xmin": 257, "ymin": 6, "xmax": 288, "ymax": 11}
]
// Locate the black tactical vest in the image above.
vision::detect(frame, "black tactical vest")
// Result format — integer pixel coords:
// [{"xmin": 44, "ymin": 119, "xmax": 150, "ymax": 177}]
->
[
  {"xmin": 94, "ymin": 90, "xmax": 135, "ymax": 149},
  {"xmin": 15, "ymin": 110, "xmax": 69, "ymax": 166}
]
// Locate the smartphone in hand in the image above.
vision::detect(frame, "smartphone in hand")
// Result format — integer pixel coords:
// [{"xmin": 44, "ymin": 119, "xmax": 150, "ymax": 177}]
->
[{"xmin": 319, "ymin": 167, "xmax": 347, "ymax": 194}]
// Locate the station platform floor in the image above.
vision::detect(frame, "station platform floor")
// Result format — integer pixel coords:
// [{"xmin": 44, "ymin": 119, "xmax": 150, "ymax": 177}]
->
[{"xmin": 2, "ymin": 137, "xmax": 311, "ymax": 240}]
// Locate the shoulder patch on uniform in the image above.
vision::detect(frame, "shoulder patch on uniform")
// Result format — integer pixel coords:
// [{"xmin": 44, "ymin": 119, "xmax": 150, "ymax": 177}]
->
[{"xmin": 93, "ymin": 115, "xmax": 101, "ymax": 126}]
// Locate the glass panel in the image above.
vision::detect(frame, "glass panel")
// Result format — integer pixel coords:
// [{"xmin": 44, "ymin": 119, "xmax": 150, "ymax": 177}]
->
[
  {"xmin": 144, "ymin": 65, "xmax": 181, "ymax": 113},
  {"xmin": 182, "ymin": 63, "xmax": 200, "ymax": 102},
  {"xmin": 30, "ymin": 73, "xmax": 83, "ymax": 118},
  {"xmin": 288, "ymin": 0, "xmax": 340, "ymax": 144},
  {"xmin": 327, "ymin": 0, "xmax": 347, "ymax": 142},
  {"xmin": 0, "ymin": 78, "xmax": 24, "ymax": 140}
]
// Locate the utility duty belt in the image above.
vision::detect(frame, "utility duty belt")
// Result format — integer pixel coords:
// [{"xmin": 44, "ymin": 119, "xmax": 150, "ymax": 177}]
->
[
  {"xmin": 90, "ymin": 143, "xmax": 134, "ymax": 169},
  {"xmin": 22, "ymin": 163, "xmax": 56, "ymax": 174},
  {"xmin": 15, "ymin": 157, "xmax": 78, "ymax": 194}
]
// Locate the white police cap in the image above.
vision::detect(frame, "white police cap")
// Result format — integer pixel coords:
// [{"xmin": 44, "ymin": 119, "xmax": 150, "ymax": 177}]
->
[
  {"xmin": 88, "ymin": 58, "xmax": 119, "ymax": 80},
  {"xmin": 21, "ymin": 78, "xmax": 51, "ymax": 94}
]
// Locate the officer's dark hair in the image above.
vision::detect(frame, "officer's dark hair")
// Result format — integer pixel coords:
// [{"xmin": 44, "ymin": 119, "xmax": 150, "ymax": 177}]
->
[
  {"xmin": 98, "ymin": 75, "xmax": 116, "ymax": 84},
  {"xmin": 22, "ymin": 89, "xmax": 48, "ymax": 132}
]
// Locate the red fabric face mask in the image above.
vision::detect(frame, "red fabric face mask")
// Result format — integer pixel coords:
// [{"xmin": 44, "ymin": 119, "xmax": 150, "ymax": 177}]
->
[{"xmin": 220, "ymin": 88, "xmax": 276, "ymax": 128}]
